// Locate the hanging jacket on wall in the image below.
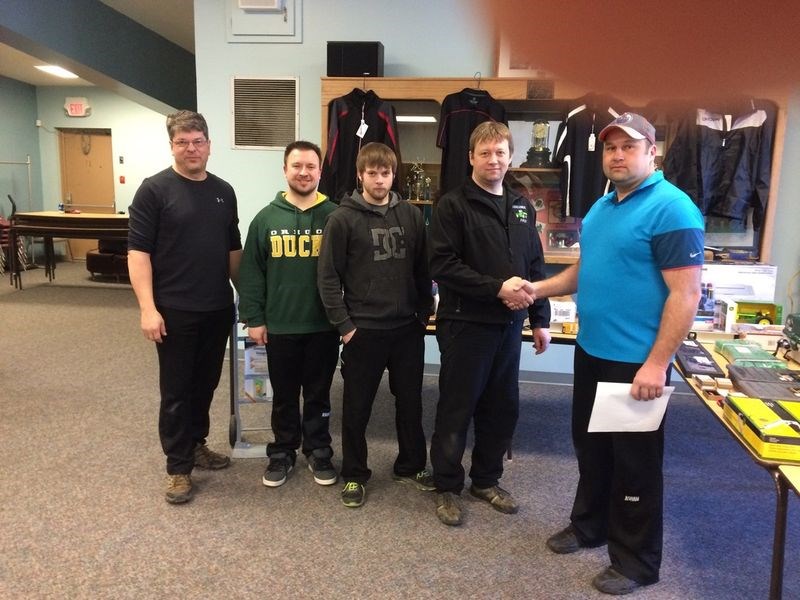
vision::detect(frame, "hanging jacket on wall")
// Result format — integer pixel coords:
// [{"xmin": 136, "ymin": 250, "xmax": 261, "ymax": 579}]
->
[
  {"xmin": 319, "ymin": 88, "xmax": 401, "ymax": 203},
  {"xmin": 663, "ymin": 99, "xmax": 776, "ymax": 228},
  {"xmin": 551, "ymin": 94, "xmax": 629, "ymax": 219},
  {"xmin": 437, "ymin": 88, "xmax": 506, "ymax": 195}
]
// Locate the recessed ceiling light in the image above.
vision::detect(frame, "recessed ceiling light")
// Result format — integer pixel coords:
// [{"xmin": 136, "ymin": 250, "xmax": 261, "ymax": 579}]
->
[{"xmin": 35, "ymin": 65, "xmax": 79, "ymax": 79}]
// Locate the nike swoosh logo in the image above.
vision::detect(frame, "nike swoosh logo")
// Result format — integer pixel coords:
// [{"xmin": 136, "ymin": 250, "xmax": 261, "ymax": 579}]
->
[{"xmin": 689, "ymin": 251, "xmax": 701, "ymax": 258}]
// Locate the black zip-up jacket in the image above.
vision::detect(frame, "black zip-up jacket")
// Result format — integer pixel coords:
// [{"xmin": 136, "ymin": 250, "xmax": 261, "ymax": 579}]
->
[
  {"xmin": 317, "ymin": 190, "xmax": 433, "ymax": 335},
  {"xmin": 319, "ymin": 89, "xmax": 401, "ymax": 204},
  {"xmin": 429, "ymin": 179, "xmax": 550, "ymax": 327},
  {"xmin": 552, "ymin": 94, "xmax": 630, "ymax": 218},
  {"xmin": 663, "ymin": 99, "xmax": 776, "ymax": 229}
]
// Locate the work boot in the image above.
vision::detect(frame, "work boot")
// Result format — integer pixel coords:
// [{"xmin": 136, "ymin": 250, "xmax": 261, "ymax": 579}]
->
[
  {"xmin": 165, "ymin": 474, "xmax": 193, "ymax": 504},
  {"xmin": 194, "ymin": 443, "xmax": 231, "ymax": 470}
]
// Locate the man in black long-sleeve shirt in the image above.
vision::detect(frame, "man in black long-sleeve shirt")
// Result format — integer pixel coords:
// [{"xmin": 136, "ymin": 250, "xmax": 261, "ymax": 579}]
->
[{"xmin": 128, "ymin": 110, "xmax": 242, "ymax": 505}]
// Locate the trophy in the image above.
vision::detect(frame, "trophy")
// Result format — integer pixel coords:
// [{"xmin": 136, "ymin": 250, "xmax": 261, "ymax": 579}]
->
[
  {"xmin": 521, "ymin": 119, "xmax": 552, "ymax": 168},
  {"xmin": 406, "ymin": 162, "xmax": 429, "ymax": 200}
]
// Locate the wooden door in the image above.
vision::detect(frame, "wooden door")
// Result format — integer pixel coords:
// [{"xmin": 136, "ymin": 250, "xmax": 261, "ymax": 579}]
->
[{"xmin": 58, "ymin": 129, "xmax": 115, "ymax": 258}]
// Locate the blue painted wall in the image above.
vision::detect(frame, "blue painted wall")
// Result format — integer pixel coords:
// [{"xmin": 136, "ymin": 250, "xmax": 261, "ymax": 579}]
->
[{"xmin": 0, "ymin": 76, "xmax": 42, "ymax": 215}]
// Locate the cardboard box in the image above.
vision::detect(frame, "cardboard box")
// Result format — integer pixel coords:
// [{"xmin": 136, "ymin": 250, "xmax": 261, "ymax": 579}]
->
[
  {"xmin": 244, "ymin": 344, "xmax": 267, "ymax": 375},
  {"xmin": 550, "ymin": 300, "xmax": 577, "ymax": 323},
  {"xmin": 692, "ymin": 314, "xmax": 715, "ymax": 331},
  {"xmin": 243, "ymin": 343, "xmax": 271, "ymax": 402},
  {"xmin": 723, "ymin": 395, "xmax": 800, "ymax": 462},
  {"xmin": 701, "ymin": 263, "xmax": 777, "ymax": 302},
  {"xmin": 714, "ymin": 299, "xmax": 782, "ymax": 332},
  {"xmin": 244, "ymin": 376, "xmax": 272, "ymax": 402}
]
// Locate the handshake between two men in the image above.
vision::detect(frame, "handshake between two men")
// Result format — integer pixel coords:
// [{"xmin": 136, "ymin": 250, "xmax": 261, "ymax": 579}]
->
[{"xmin": 498, "ymin": 276, "xmax": 538, "ymax": 311}]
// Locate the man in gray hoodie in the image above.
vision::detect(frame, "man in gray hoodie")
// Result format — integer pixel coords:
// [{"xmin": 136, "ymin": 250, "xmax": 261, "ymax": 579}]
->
[{"xmin": 318, "ymin": 142, "xmax": 434, "ymax": 508}]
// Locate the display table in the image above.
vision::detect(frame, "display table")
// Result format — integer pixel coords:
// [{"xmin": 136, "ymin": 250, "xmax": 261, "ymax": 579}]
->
[
  {"xmin": 426, "ymin": 320, "xmax": 578, "ymax": 345},
  {"xmin": 780, "ymin": 465, "xmax": 800, "ymax": 496},
  {"xmin": 677, "ymin": 340, "xmax": 799, "ymax": 600},
  {"xmin": 8, "ymin": 211, "xmax": 129, "ymax": 289}
]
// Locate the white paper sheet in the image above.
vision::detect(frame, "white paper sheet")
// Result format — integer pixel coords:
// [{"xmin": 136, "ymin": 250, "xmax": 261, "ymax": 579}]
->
[{"xmin": 587, "ymin": 382, "xmax": 674, "ymax": 432}]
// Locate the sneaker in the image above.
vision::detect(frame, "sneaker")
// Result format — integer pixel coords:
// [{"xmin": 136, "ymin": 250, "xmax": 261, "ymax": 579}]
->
[
  {"xmin": 165, "ymin": 474, "xmax": 193, "ymax": 504},
  {"xmin": 308, "ymin": 455, "xmax": 338, "ymax": 486},
  {"xmin": 546, "ymin": 524, "xmax": 583, "ymax": 554},
  {"xmin": 262, "ymin": 454, "xmax": 294, "ymax": 487},
  {"xmin": 341, "ymin": 481, "xmax": 365, "ymax": 508},
  {"xmin": 193, "ymin": 443, "xmax": 231, "ymax": 470},
  {"xmin": 435, "ymin": 492, "xmax": 463, "ymax": 526},
  {"xmin": 592, "ymin": 566, "xmax": 645, "ymax": 595},
  {"xmin": 392, "ymin": 468, "xmax": 435, "ymax": 491},
  {"xmin": 469, "ymin": 484, "xmax": 519, "ymax": 514}
]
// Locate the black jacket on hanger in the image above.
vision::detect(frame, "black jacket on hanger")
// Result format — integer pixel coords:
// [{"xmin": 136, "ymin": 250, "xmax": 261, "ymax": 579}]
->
[
  {"xmin": 320, "ymin": 88, "xmax": 401, "ymax": 204},
  {"xmin": 551, "ymin": 94, "xmax": 629, "ymax": 219},
  {"xmin": 663, "ymin": 98, "xmax": 776, "ymax": 228},
  {"xmin": 436, "ymin": 88, "xmax": 506, "ymax": 196}
]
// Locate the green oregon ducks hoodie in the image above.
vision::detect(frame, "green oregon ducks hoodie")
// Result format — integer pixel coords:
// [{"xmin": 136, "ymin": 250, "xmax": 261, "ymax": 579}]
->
[{"xmin": 238, "ymin": 191, "xmax": 336, "ymax": 334}]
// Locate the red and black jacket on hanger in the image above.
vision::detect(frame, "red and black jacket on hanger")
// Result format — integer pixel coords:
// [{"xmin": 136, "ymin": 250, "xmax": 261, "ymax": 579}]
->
[{"xmin": 320, "ymin": 88, "xmax": 400, "ymax": 204}]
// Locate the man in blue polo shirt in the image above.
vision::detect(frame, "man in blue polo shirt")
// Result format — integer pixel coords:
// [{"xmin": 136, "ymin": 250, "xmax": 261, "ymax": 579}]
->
[{"xmin": 531, "ymin": 113, "xmax": 704, "ymax": 595}]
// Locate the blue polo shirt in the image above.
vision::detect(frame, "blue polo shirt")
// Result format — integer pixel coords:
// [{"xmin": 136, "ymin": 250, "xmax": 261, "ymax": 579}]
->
[{"xmin": 576, "ymin": 171, "xmax": 704, "ymax": 363}]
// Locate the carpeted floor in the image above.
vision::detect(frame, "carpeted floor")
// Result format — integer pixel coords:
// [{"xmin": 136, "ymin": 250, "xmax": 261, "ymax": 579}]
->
[{"xmin": 1, "ymin": 261, "xmax": 798, "ymax": 599}]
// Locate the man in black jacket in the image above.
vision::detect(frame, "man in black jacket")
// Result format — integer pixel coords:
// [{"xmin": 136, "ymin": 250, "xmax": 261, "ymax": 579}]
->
[
  {"xmin": 318, "ymin": 142, "xmax": 434, "ymax": 509},
  {"xmin": 429, "ymin": 121, "xmax": 551, "ymax": 526}
]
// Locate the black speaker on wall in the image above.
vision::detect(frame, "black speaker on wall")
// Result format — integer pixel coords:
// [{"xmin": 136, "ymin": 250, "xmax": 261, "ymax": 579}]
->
[{"xmin": 327, "ymin": 41, "xmax": 384, "ymax": 77}]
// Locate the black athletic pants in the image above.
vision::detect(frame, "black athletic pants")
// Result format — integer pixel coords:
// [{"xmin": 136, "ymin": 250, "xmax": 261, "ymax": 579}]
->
[
  {"xmin": 431, "ymin": 319, "xmax": 523, "ymax": 494},
  {"xmin": 156, "ymin": 304, "xmax": 234, "ymax": 475},
  {"xmin": 339, "ymin": 322, "xmax": 428, "ymax": 484},
  {"xmin": 570, "ymin": 343, "xmax": 670, "ymax": 585},
  {"xmin": 265, "ymin": 330, "xmax": 340, "ymax": 460}
]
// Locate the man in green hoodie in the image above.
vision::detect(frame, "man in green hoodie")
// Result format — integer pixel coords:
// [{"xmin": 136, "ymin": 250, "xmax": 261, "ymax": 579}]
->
[
  {"xmin": 238, "ymin": 141, "xmax": 340, "ymax": 488},
  {"xmin": 318, "ymin": 142, "xmax": 435, "ymax": 508}
]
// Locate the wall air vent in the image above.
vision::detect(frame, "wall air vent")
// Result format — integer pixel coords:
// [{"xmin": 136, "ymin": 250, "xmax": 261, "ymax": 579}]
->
[{"xmin": 232, "ymin": 77, "xmax": 298, "ymax": 150}]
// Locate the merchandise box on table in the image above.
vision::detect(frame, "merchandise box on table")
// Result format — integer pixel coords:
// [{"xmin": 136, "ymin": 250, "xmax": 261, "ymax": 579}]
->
[
  {"xmin": 549, "ymin": 298, "xmax": 577, "ymax": 323},
  {"xmin": 714, "ymin": 299, "xmax": 782, "ymax": 333},
  {"xmin": 714, "ymin": 339, "xmax": 786, "ymax": 368},
  {"xmin": 723, "ymin": 395, "xmax": 800, "ymax": 462},
  {"xmin": 701, "ymin": 263, "xmax": 777, "ymax": 302}
]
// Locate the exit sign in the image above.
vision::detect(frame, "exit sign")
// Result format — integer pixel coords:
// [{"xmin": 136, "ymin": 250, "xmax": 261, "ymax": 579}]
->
[{"xmin": 64, "ymin": 97, "xmax": 91, "ymax": 117}]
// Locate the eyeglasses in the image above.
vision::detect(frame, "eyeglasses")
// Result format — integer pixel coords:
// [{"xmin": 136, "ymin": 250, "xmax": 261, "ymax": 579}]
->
[{"xmin": 172, "ymin": 138, "xmax": 208, "ymax": 149}]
